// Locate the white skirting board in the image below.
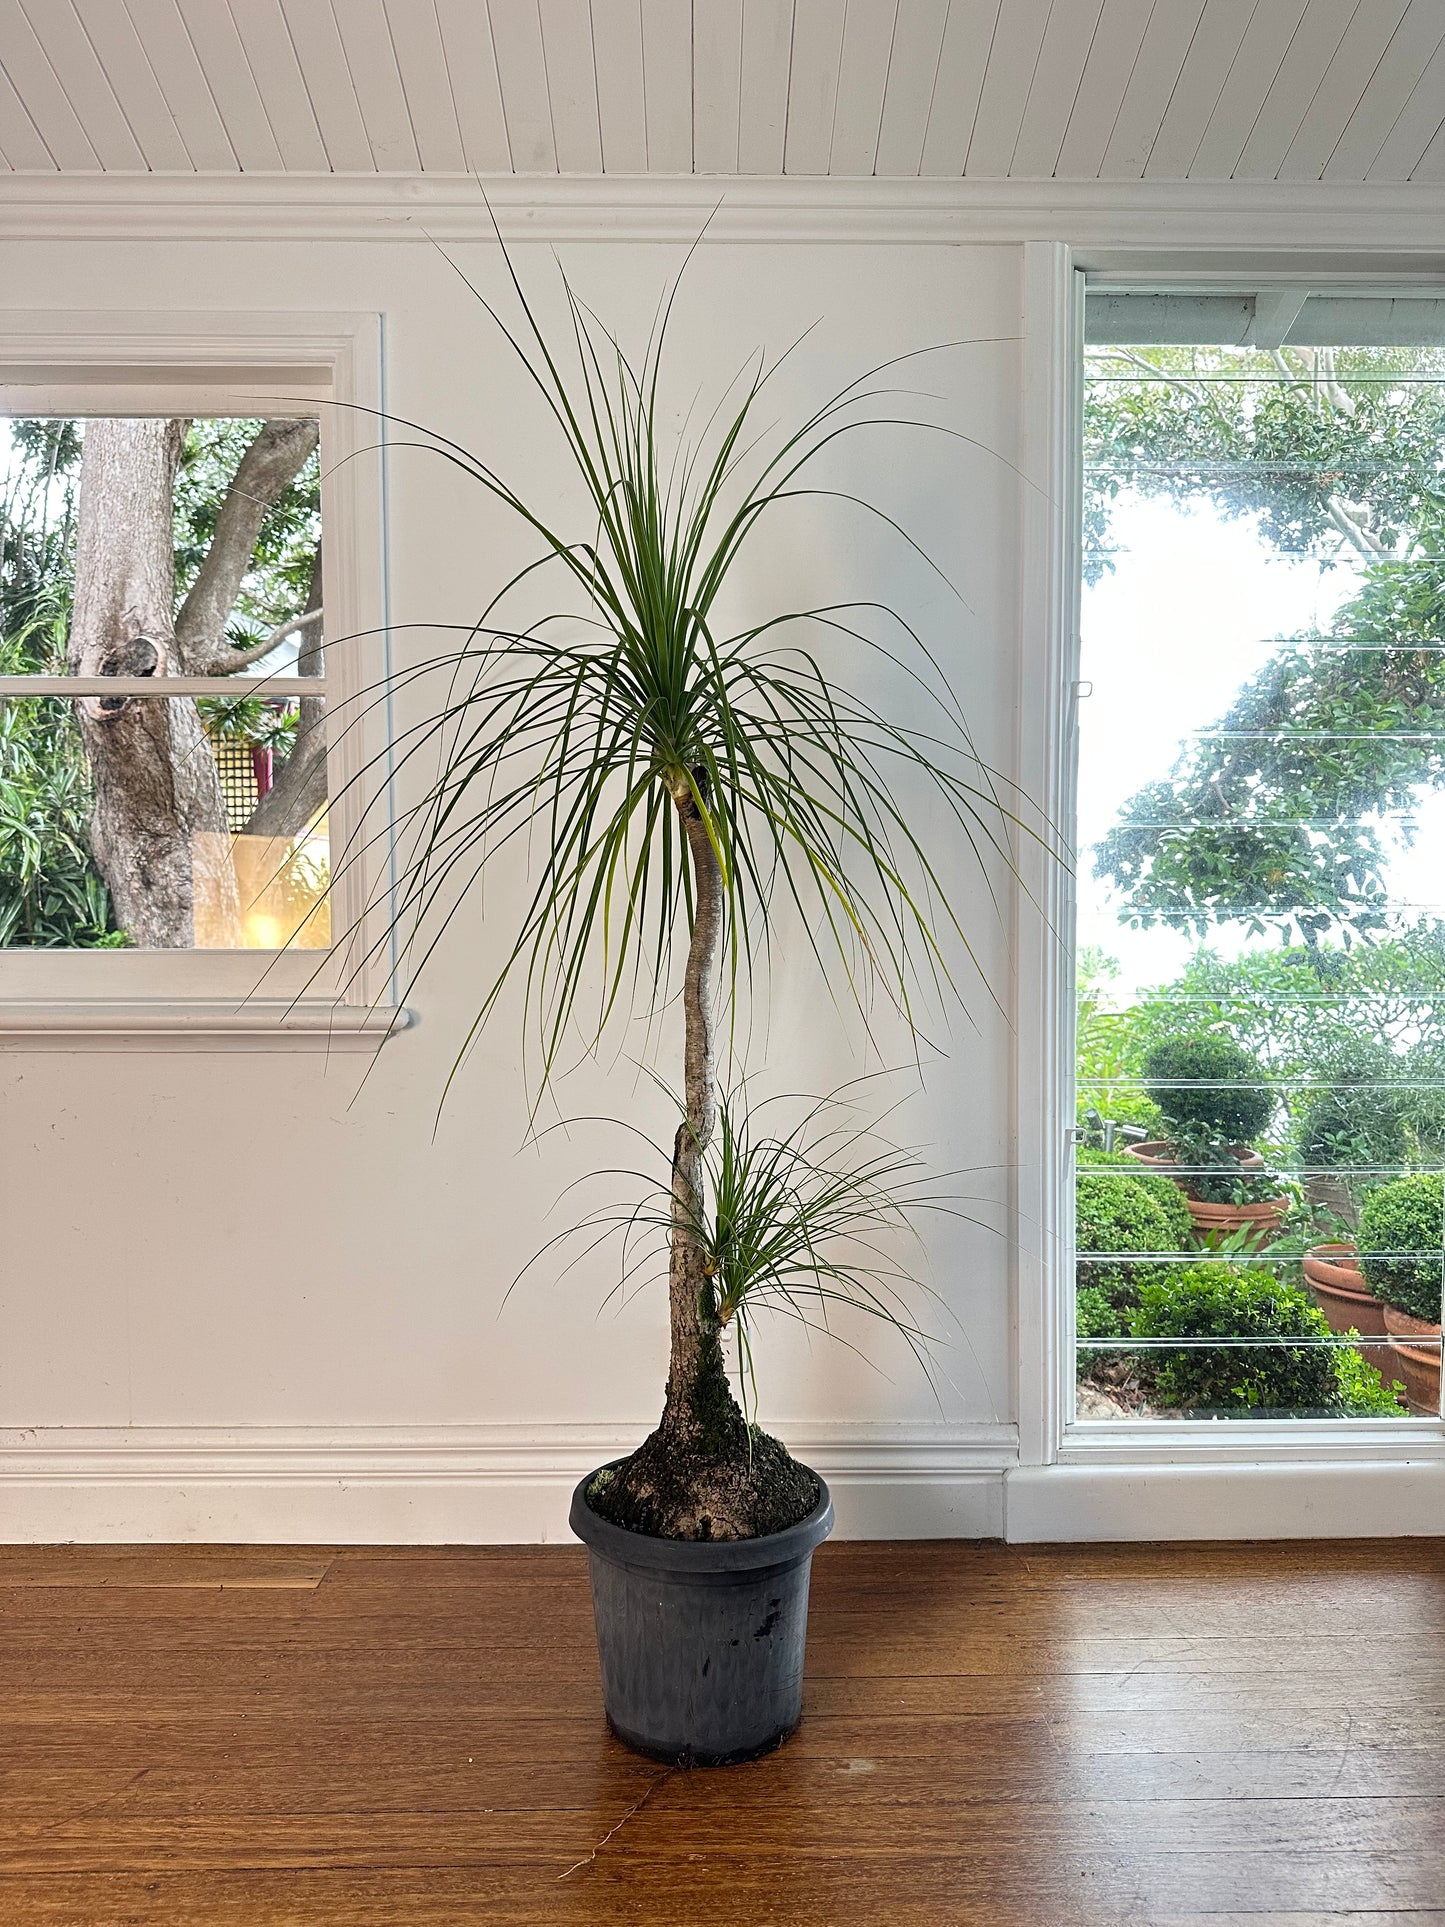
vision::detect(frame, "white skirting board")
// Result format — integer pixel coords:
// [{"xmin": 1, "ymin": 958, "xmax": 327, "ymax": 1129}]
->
[
  {"xmin": 0, "ymin": 1424, "xmax": 1015, "ymax": 1544},
  {"xmin": 1004, "ymin": 1459, "xmax": 1445, "ymax": 1541},
  {"xmin": 6, "ymin": 1427, "xmax": 1442, "ymax": 1543}
]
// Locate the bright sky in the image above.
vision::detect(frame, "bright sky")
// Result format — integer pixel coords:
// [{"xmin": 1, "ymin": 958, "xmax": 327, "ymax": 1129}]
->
[{"xmin": 1077, "ymin": 490, "xmax": 1445, "ymax": 998}]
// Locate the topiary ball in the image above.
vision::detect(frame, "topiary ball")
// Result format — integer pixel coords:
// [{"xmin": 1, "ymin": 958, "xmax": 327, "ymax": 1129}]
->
[
  {"xmin": 1142, "ymin": 1033, "xmax": 1274, "ymax": 1146},
  {"xmin": 1358, "ymin": 1173, "xmax": 1443, "ymax": 1323}
]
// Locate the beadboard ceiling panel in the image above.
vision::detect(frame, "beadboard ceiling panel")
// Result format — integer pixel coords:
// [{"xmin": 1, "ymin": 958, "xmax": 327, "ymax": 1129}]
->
[{"xmin": 0, "ymin": 0, "xmax": 1441, "ymax": 182}]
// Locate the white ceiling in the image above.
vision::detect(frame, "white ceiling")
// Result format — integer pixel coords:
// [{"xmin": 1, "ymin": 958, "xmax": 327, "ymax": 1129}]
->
[{"xmin": 0, "ymin": 0, "xmax": 1442, "ymax": 184}]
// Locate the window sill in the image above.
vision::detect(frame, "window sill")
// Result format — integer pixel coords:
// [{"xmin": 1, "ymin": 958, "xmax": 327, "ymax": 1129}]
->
[
  {"xmin": 0, "ymin": 1001, "xmax": 415, "ymax": 1052},
  {"xmin": 1061, "ymin": 1415, "xmax": 1443, "ymax": 1464}
]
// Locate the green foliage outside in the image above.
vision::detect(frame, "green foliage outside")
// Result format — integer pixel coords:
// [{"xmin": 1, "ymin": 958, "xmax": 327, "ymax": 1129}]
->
[
  {"xmin": 1078, "ymin": 341, "xmax": 1445, "ymax": 1412},
  {"xmin": 1298, "ymin": 1075, "xmax": 1408, "ymax": 1175},
  {"xmin": 1139, "ymin": 1033, "xmax": 1284, "ymax": 1205},
  {"xmin": 1129, "ymin": 1266, "xmax": 1357, "ymax": 1415},
  {"xmin": 1141, "ymin": 1033, "xmax": 1275, "ymax": 1142},
  {"xmin": 1358, "ymin": 1174, "xmax": 1444, "ymax": 1322},
  {"xmin": 1076, "ymin": 1145, "xmax": 1195, "ymax": 1245},
  {"xmin": 1087, "ymin": 343, "xmax": 1445, "ymax": 944},
  {"xmin": 1076, "ymin": 945, "xmax": 1164, "ymax": 1135},
  {"xmin": 1077, "ymin": 1257, "xmax": 1403, "ymax": 1416},
  {"xmin": 1333, "ymin": 1340, "xmax": 1409, "ymax": 1415},
  {"xmin": 1078, "ymin": 937, "xmax": 1445, "ymax": 1173},
  {"xmin": 1075, "ymin": 1171, "xmax": 1180, "ymax": 1303},
  {"xmin": 173, "ymin": 418, "xmax": 320, "ymax": 651},
  {"xmin": 0, "ymin": 417, "xmax": 319, "ymax": 947}
]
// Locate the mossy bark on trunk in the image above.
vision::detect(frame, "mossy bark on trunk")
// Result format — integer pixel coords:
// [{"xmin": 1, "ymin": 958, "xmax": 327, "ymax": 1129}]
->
[{"xmin": 591, "ymin": 772, "xmax": 815, "ymax": 1541}]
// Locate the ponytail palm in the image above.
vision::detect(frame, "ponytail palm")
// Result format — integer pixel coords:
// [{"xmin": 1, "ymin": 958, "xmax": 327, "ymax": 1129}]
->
[{"xmin": 374, "ymin": 249, "xmax": 1035, "ymax": 1538}]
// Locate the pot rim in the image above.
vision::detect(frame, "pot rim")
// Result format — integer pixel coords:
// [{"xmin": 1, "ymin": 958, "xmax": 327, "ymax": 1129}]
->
[
  {"xmin": 569, "ymin": 1459, "xmax": 835, "ymax": 1574},
  {"xmin": 1383, "ymin": 1305, "xmax": 1443, "ymax": 1340},
  {"xmin": 1128, "ymin": 1141, "xmax": 1265, "ymax": 1172}
]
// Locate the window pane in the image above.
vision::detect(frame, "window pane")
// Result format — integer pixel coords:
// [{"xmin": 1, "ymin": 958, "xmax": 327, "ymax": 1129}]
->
[
  {"xmin": 1077, "ymin": 336, "xmax": 1444, "ymax": 1423},
  {"xmin": 0, "ymin": 694, "xmax": 330, "ymax": 951},
  {"xmin": 0, "ymin": 414, "xmax": 326, "ymax": 951}
]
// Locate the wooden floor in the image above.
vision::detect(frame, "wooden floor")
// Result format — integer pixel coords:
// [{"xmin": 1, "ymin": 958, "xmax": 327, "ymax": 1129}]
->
[{"xmin": 1, "ymin": 1541, "xmax": 1443, "ymax": 1926}]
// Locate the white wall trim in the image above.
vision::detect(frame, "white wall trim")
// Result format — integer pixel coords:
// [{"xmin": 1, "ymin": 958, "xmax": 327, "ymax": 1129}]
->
[
  {"xmin": 8, "ymin": 1423, "xmax": 1438, "ymax": 1544},
  {"xmin": 0, "ymin": 1422, "xmax": 1018, "ymax": 1544},
  {"xmin": 4, "ymin": 173, "xmax": 1445, "ymax": 252},
  {"xmin": 0, "ymin": 1001, "xmax": 413, "ymax": 1051},
  {"xmin": 1013, "ymin": 243, "xmax": 1081, "ymax": 1467},
  {"xmin": 1005, "ymin": 1459, "xmax": 1445, "ymax": 1541}
]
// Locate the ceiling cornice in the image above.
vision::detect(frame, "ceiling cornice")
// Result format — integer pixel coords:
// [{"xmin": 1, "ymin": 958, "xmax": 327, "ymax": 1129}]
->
[{"xmin": 2, "ymin": 174, "xmax": 1445, "ymax": 256}]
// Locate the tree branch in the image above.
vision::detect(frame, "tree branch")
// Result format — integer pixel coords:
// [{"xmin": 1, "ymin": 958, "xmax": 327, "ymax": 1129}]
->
[
  {"xmin": 174, "ymin": 419, "xmax": 318, "ymax": 671},
  {"xmin": 241, "ymin": 547, "xmax": 325, "ymax": 840},
  {"xmin": 197, "ymin": 606, "xmax": 323, "ymax": 677},
  {"xmin": 1323, "ymin": 497, "xmax": 1389, "ymax": 558}
]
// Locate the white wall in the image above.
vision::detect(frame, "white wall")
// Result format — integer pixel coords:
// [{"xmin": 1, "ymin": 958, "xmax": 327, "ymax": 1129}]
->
[{"xmin": 0, "ymin": 231, "xmax": 1031, "ymax": 1541}]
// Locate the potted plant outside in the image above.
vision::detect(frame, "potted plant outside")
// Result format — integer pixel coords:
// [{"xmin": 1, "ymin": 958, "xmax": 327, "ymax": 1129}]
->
[
  {"xmin": 357, "ymin": 248, "xmax": 1039, "ymax": 1763},
  {"xmin": 1128, "ymin": 1035, "xmax": 1289, "ymax": 1243},
  {"xmin": 1297, "ymin": 1063, "xmax": 1406, "ymax": 1226},
  {"xmin": 1296, "ymin": 1076, "xmax": 1404, "ymax": 1338},
  {"xmin": 1359, "ymin": 1174, "xmax": 1444, "ymax": 1416}
]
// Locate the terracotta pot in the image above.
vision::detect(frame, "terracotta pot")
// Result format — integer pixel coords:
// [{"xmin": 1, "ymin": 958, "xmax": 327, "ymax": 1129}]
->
[
  {"xmin": 1126, "ymin": 1141, "xmax": 1265, "ymax": 1179},
  {"xmin": 1124, "ymin": 1143, "xmax": 1285, "ymax": 1244},
  {"xmin": 1183, "ymin": 1194, "xmax": 1289, "ymax": 1244},
  {"xmin": 1302, "ymin": 1246, "xmax": 1398, "ymax": 1397},
  {"xmin": 1304, "ymin": 1244, "xmax": 1388, "ymax": 1338},
  {"xmin": 1383, "ymin": 1306, "xmax": 1443, "ymax": 1417},
  {"xmin": 1304, "ymin": 1174, "xmax": 1355, "ymax": 1226}
]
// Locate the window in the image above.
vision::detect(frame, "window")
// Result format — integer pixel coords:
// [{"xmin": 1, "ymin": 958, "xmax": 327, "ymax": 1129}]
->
[
  {"xmin": 0, "ymin": 312, "xmax": 394, "ymax": 1037},
  {"xmin": 1, "ymin": 413, "xmax": 329, "ymax": 952},
  {"xmin": 1074, "ymin": 287, "xmax": 1445, "ymax": 1427}
]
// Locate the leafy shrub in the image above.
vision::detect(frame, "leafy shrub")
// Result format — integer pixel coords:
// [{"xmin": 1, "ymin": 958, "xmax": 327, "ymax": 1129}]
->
[
  {"xmin": 1297, "ymin": 1074, "xmax": 1406, "ymax": 1175},
  {"xmin": 0, "ymin": 689, "xmax": 116, "ymax": 948},
  {"xmin": 1359, "ymin": 1174, "xmax": 1444, "ymax": 1323},
  {"xmin": 1129, "ymin": 1265, "xmax": 1336, "ymax": 1413},
  {"xmin": 1075, "ymin": 1284, "xmax": 1126, "ymax": 1386},
  {"xmin": 1143, "ymin": 1033, "xmax": 1274, "ymax": 1143},
  {"xmin": 1077, "ymin": 1147, "xmax": 1193, "ymax": 1247},
  {"xmin": 1332, "ymin": 1339, "xmax": 1405, "ymax": 1415},
  {"xmin": 1076, "ymin": 1171, "xmax": 1184, "ymax": 1302}
]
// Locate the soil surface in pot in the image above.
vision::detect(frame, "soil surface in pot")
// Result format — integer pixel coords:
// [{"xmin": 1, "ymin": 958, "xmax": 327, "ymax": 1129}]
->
[{"xmin": 588, "ymin": 1422, "xmax": 818, "ymax": 1543}]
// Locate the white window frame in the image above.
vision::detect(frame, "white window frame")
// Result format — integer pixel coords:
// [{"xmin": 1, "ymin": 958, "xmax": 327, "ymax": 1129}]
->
[
  {"xmin": 1010, "ymin": 245, "xmax": 1445, "ymax": 1536},
  {"xmin": 0, "ymin": 309, "xmax": 404, "ymax": 1052}
]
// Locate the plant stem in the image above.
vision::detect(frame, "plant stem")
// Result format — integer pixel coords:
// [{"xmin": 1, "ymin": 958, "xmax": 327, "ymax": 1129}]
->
[{"xmin": 663, "ymin": 769, "xmax": 729, "ymax": 1440}]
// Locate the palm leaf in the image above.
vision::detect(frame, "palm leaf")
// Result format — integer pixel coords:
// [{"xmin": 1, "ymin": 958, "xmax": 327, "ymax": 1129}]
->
[{"xmin": 330, "ymin": 235, "xmax": 1056, "ymax": 1099}]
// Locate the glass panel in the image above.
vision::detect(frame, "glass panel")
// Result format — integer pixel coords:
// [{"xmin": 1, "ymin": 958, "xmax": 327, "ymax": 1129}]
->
[
  {"xmin": 0, "ymin": 414, "xmax": 325, "ymax": 951},
  {"xmin": 1076, "ymin": 338, "xmax": 1445, "ymax": 1422},
  {"xmin": 0, "ymin": 696, "xmax": 329, "ymax": 950}
]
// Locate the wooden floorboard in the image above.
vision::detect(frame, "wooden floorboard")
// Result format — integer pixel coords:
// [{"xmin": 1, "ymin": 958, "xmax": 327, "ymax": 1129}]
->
[{"xmin": 0, "ymin": 1541, "xmax": 1441, "ymax": 1925}]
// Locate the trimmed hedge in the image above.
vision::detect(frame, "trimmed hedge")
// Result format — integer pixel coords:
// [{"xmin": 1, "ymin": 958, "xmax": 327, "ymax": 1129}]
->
[
  {"xmin": 1128, "ymin": 1266, "xmax": 1336, "ymax": 1413},
  {"xmin": 1076, "ymin": 1173, "xmax": 1179, "ymax": 1303},
  {"xmin": 1077, "ymin": 1146, "xmax": 1194, "ymax": 1248},
  {"xmin": 1358, "ymin": 1173, "xmax": 1444, "ymax": 1324},
  {"xmin": 1142, "ymin": 1033, "xmax": 1274, "ymax": 1144}
]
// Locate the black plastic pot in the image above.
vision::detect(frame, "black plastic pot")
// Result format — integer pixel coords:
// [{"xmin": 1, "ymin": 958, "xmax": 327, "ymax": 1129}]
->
[{"xmin": 569, "ymin": 1462, "xmax": 834, "ymax": 1766}]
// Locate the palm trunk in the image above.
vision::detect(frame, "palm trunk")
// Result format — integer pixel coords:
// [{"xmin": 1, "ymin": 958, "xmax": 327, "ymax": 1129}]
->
[
  {"xmin": 660, "ymin": 773, "xmax": 737, "ymax": 1446},
  {"xmin": 588, "ymin": 772, "xmax": 814, "ymax": 1541}
]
